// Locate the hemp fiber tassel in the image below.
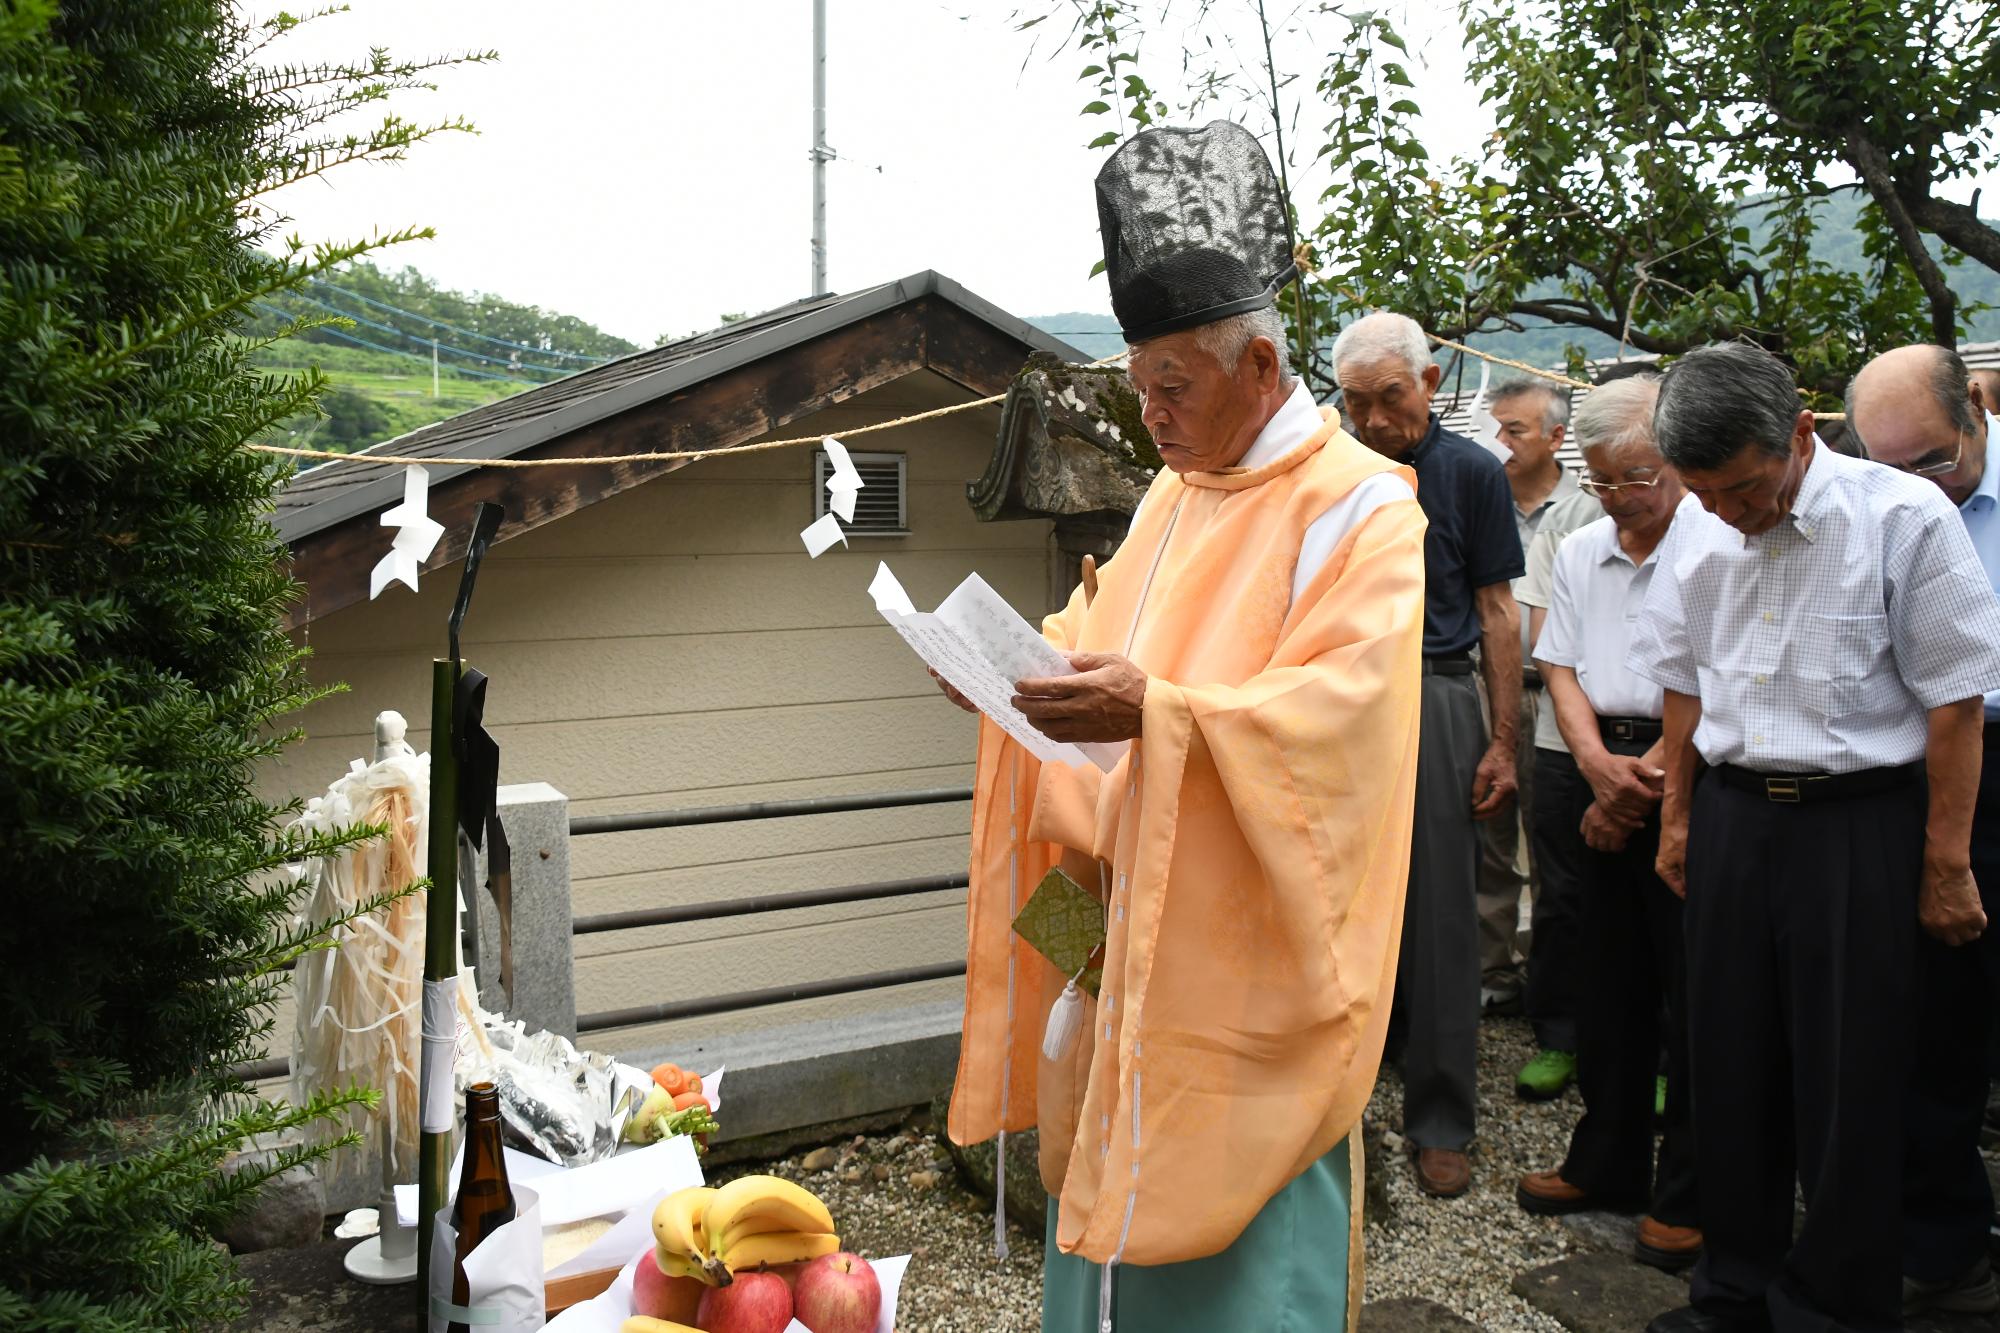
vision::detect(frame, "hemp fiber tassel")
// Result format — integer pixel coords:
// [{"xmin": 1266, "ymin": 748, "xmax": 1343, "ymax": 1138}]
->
[{"xmin": 1042, "ymin": 965, "xmax": 1087, "ymax": 1062}]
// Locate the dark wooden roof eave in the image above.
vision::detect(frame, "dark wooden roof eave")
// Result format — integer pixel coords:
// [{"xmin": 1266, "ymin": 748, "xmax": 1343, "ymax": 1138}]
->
[{"xmin": 280, "ymin": 288, "xmax": 1077, "ymax": 630}]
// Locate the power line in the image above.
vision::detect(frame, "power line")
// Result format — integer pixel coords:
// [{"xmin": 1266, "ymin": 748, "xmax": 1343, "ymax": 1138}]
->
[
  {"xmin": 268, "ymin": 290, "xmax": 570, "ymax": 378},
  {"xmin": 253, "ymin": 302, "xmax": 537, "ymax": 385},
  {"xmin": 309, "ymin": 279, "xmax": 616, "ymax": 363}
]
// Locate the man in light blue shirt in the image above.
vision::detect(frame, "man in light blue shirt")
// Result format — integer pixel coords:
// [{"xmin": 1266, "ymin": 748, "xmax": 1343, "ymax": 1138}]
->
[{"xmin": 1846, "ymin": 344, "xmax": 2000, "ymax": 1318}]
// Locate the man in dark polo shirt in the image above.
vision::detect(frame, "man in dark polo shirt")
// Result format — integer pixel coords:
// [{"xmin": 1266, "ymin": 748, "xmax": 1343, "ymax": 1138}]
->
[{"xmin": 1336, "ymin": 311, "xmax": 1526, "ymax": 1197}]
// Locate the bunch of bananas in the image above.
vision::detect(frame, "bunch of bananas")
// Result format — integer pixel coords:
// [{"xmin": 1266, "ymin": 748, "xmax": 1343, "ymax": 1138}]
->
[{"xmin": 651, "ymin": 1175, "xmax": 840, "ymax": 1286}]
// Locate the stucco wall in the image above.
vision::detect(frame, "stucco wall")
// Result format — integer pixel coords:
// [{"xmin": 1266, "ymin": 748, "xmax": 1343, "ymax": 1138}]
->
[{"xmin": 259, "ymin": 370, "xmax": 1058, "ymax": 1065}]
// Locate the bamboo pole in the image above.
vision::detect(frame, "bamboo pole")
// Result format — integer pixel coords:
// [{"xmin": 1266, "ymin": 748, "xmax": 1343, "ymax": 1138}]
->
[{"xmin": 415, "ymin": 657, "xmax": 459, "ymax": 1322}]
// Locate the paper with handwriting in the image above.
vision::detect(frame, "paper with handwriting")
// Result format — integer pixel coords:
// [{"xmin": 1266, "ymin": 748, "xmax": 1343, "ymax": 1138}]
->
[{"xmin": 870, "ymin": 563, "xmax": 1123, "ymax": 772}]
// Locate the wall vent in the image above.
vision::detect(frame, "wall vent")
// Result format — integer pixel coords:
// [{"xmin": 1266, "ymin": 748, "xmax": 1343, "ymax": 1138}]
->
[{"xmin": 814, "ymin": 450, "xmax": 907, "ymax": 534}]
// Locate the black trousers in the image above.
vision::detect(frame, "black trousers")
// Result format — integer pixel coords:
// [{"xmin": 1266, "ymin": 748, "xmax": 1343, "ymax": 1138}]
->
[
  {"xmin": 1901, "ymin": 742, "xmax": 2000, "ymax": 1281},
  {"xmin": 1685, "ymin": 770, "xmax": 1922, "ymax": 1333},
  {"xmin": 1526, "ymin": 747, "xmax": 1590, "ymax": 1053},
  {"xmin": 1558, "ymin": 737, "xmax": 1696, "ymax": 1226},
  {"xmin": 1386, "ymin": 671, "xmax": 1483, "ymax": 1149}
]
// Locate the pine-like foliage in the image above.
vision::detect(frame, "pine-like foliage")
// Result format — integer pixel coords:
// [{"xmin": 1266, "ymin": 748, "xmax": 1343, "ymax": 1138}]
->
[{"xmin": 0, "ymin": 3, "xmax": 487, "ymax": 1324}]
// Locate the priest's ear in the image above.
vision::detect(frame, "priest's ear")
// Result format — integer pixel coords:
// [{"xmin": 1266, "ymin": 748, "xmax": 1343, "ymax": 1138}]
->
[{"xmin": 1244, "ymin": 334, "xmax": 1285, "ymax": 392}]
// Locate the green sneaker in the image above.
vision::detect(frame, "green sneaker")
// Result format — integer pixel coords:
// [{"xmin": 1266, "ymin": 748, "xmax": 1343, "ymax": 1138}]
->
[
  {"xmin": 1516, "ymin": 1048, "xmax": 1577, "ymax": 1101},
  {"xmin": 1655, "ymin": 1075, "xmax": 1668, "ymax": 1122}
]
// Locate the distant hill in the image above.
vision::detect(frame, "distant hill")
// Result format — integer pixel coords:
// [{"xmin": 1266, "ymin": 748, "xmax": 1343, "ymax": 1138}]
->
[
  {"xmin": 1030, "ymin": 194, "xmax": 2000, "ymax": 373},
  {"xmin": 248, "ymin": 261, "xmax": 642, "ymax": 456}
]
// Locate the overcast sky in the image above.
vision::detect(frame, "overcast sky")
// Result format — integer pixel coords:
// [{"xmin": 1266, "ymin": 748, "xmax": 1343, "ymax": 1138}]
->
[
  {"xmin": 251, "ymin": 3, "xmax": 1994, "ymax": 350},
  {"xmin": 249, "ymin": 2, "xmax": 1499, "ymax": 345}
]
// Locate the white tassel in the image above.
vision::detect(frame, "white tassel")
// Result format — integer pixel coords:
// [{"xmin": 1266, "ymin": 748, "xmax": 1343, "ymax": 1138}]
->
[
  {"xmin": 1042, "ymin": 969, "xmax": 1086, "ymax": 1062},
  {"xmin": 1098, "ymin": 1258, "xmax": 1117, "ymax": 1332},
  {"xmin": 993, "ymin": 1129, "xmax": 1010, "ymax": 1260}
]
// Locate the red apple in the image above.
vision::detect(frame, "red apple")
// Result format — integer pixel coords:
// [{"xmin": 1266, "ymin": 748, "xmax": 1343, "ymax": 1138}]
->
[
  {"xmin": 792, "ymin": 1253, "xmax": 881, "ymax": 1333},
  {"xmin": 632, "ymin": 1246, "xmax": 705, "ymax": 1323},
  {"xmin": 695, "ymin": 1269, "xmax": 792, "ymax": 1333}
]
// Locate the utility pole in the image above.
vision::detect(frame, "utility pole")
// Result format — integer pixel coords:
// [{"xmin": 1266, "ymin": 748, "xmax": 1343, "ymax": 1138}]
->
[
  {"xmin": 810, "ymin": 0, "xmax": 829, "ymax": 296},
  {"xmin": 431, "ymin": 338, "xmax": 440, "ymax": 400}
]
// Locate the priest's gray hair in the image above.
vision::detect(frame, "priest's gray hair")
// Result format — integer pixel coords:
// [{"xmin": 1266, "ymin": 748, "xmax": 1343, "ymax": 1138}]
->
[
  {"xmin": 1143, "ymin": 306, "xmax": 1295, "ymax": 388},
  {"xmin": 1572, "ymin": 374, "xmax": 1660, "ymax": 457},
  {"xmin": 1330, "ymin": 311, "xmax": 1432, "ymax": 384}
]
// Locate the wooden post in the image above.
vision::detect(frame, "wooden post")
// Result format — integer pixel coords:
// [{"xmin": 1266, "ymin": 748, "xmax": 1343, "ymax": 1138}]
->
[{"xmin": 414, "ymin": 656, "xmax": 458, "ymax": 1323}]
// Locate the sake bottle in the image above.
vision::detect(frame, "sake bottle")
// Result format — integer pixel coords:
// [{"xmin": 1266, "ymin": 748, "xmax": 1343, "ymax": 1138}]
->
[{"xmin": 447, "ymin": 1082, "xmax": 515, "ymax": 1333}]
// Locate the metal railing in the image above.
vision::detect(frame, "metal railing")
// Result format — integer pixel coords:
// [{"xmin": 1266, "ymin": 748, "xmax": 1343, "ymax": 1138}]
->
[{"xmin": 239, "ymin": 784, "xmax": 974, "ymax": 1083}]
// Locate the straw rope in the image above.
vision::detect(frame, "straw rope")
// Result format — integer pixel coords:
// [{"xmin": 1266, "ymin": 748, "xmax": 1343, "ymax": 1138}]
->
[{"xmin": 245, "ymin": 351, "xmax": 1133, "ymax": 472}]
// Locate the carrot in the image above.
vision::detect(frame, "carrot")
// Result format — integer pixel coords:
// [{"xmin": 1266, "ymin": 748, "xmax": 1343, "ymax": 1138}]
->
[
  {"xmin": 684, "ymin": 1073, "xmax": 702, "ymax": 1094},
  {"xmin": 672, "ymin": 1090, "xmax": 708, "ymax": 1112},
  {"xmin": 651, "ymin": 1063, "xmax": 687, "ymax": 1095}
]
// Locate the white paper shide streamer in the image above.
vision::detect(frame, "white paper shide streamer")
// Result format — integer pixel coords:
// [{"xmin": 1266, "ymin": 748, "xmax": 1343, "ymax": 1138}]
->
[
  {"xmin": 1465, "ymin": 361, "xmax": 1513, "ymax": 465},
  {"xmin": 799, "ymin": 436, "xmax": 866, "ymax": 556},
  {"xmin": 370, "ymin": 465, "xmax": 447, "ymax": 599}
]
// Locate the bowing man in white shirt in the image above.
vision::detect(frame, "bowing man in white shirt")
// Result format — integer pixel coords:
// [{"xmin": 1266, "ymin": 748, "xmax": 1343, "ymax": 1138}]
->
[
  {"xmin": 1512, "ymin": 374, "xmax": 1700, "ymax": 1275},
  {"xmin": 1845, "ymin": 344, "xmax": 2000, "ymax": 1318},
  {"xmin": 1627, "ymin": 343, "xmax": 2000, "ymax": 1333}
]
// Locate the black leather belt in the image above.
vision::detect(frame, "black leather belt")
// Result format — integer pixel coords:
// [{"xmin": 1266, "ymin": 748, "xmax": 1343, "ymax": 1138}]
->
[
  {"xmin": 1712, "ymin": 761, "xmax": 1922, "ymax": 804},
  {"xmin": 1423, "ymin": 654, "xmax": 1474, "ymax": 677},
  {"xmin": 1598, "ymin": 716, "xmax": 1662, "ymax": 743},
  {"xmin": 1523, "ymin": 665, "xmax": 1544, "ymax": 691}
]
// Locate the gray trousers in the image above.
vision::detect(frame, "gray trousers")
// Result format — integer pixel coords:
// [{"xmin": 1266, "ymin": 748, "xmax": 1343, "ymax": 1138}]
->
[
  {"xmin": 1476, "ymin": 688, "xmax": 1538, "ymax": 986},
  {"xmin": 1394, "ymin": 670, "xmax": 1485, "ymax": 1150}
]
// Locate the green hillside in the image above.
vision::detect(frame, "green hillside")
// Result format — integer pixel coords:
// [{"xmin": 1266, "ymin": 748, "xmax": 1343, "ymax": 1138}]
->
[{"xmin": 247, "ymin": 261, "xmax": 641, "ymax": 456}]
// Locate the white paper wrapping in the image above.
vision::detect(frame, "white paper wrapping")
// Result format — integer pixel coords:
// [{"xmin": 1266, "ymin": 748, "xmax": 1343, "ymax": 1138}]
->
[
  {"xmin": 397, "ymin": 1132, "xmax": 703, "ymax": 1232},
  {"xmin": 429, "ymin": 1184, "xmax": 545, "ymax": 1333},
  {"xmin": 420, "ymin": 978, "xmax": 459, "ymax": 1134}
]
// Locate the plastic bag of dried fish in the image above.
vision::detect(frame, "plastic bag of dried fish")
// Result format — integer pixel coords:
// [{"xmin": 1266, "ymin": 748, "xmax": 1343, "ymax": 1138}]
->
[{"xmin": 455, "ymin": 1000, "xmax": 645, "ymax": 1167}]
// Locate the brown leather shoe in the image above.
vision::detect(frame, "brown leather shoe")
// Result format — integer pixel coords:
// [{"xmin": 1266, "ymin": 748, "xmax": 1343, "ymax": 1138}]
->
[
  {"xmin": 1413, "ymin": 1147, "xmax": 1470, "ymax": 1198},
  {"xmin": 1515, "ymin": 1168, "xmax": 1594, "ymax": 1216},
  {"xmin": 1634, "ymin": 1216, "xmax": 1703, "ymax": 1272}
]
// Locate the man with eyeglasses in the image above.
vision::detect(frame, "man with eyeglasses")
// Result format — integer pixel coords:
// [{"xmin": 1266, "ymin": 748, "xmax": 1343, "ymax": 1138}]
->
[
  {"xmin": 1513, "ymin": 374, "xmax": 1702, "ymax": 1273},
  {"xmin": 1628, "ymin": 343, "xmax": 2000, "ymax": 1333},
  {"xmin": 1845, "ymin": 343, "xmax": 2000, "ymax": 1318}
]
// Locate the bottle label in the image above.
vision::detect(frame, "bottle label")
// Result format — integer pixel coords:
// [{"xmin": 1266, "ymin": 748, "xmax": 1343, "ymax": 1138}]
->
[{"xmin": 421, "ymin": 978, "xmax": 459, "ymax": 1134}]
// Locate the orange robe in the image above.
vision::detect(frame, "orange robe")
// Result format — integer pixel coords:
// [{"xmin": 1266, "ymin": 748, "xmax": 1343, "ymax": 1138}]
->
[{"xmin": 948, "ymin": 409, "xmax": 1426, "ymax": 1268}]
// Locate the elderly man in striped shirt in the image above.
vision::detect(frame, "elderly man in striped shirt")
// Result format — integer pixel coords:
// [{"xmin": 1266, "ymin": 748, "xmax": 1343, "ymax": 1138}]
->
[{"xmin": 1628, "ymin": 343, "xmax": 2000, "ymax": 1333}]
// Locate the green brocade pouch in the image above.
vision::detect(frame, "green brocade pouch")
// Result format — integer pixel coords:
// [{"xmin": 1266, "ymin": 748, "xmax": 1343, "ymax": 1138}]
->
[{"xmin": 1010, "ymin": 867, "xmax": 1106, "ymax": 998}]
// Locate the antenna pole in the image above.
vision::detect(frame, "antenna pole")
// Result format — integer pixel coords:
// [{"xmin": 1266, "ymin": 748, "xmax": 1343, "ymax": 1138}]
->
[{"xmin": 811, "ymin": 0, "xmax": 829, "ymax": 296}]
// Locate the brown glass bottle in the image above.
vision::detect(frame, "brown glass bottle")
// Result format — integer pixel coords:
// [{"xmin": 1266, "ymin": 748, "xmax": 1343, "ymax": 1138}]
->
[{"xmin": 447, "ymin": 1082, "xmax": 515, "ymax": 1333}]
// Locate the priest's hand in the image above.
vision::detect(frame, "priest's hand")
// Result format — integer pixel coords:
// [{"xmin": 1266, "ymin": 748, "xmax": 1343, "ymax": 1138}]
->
[
  {"xmin": 928, "ymin": 668, "xmax": 977, "ymax": 714},
  {"xmin": 1013, "ymin": 652, "xmax": 1147, "ymax": 743}
]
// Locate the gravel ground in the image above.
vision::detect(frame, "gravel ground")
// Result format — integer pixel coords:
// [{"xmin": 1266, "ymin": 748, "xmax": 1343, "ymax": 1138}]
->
[
  {"xmin": 715, "ymin": 1014, "xmax": 1585, "ymax": 1331},
  {"xmin": 1362, "ymin": 1015, "xmax": 1579, "ymax": 1332}
]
